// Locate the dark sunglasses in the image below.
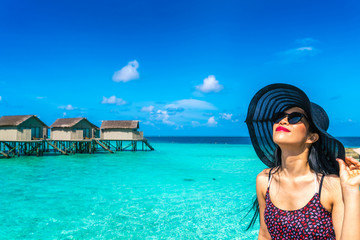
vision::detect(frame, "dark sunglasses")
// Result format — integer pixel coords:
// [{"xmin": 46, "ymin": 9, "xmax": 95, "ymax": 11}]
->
[{"xmin": 272, "ymin": 112, "xmax": 307, "ymax": 124}]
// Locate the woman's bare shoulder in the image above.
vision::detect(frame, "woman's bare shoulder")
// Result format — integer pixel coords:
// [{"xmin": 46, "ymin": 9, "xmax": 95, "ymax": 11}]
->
[
  {"xmin": 256, "ymin": 168, "xmax": 271, "ymax": 185},
  {"xmin": 323, "ymin": 174, "xmax": 341, "ymax": 184},
  {"xmin": 256, "ymin": 169, "xmax": 271, "ymax": 199},
  {"xmin": 322, "ymin": 174, "xmax": 342, "ymax": 195}
]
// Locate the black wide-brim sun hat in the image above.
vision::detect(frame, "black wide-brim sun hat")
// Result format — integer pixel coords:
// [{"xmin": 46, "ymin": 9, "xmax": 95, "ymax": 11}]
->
[{"xmin": 245, "ymin": 83, "xmax": 345, "ymax": 171}]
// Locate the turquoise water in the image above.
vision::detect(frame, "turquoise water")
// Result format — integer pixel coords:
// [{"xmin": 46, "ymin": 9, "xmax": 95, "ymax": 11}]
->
[{"xmin": 0, "ymin": 143, "xmax": 266, "ymax": 239}]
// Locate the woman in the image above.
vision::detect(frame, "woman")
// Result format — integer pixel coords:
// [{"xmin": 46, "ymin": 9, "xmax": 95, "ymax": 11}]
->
[{"xmin": 245, "ymin": 83, "xmax": 360, "ymax": 239}]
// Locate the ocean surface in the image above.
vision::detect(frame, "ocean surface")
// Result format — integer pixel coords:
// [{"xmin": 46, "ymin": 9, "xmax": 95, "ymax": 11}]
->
[{"xmin": 1, "ymin": 137, "xmax": 359, "ymax": 239}]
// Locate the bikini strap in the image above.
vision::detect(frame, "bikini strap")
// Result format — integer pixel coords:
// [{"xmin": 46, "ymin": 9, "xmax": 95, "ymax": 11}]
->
[
  {"xmin": 314, "ymin": 173, "xmax": 318, "ymax": 193},
  {"xmin": 318, "ymin": 175, "xmax": 325, "ymax": 199},
  {"xmin": 267, "ymin": 168, "xmax": 273, "ymax": 188}
]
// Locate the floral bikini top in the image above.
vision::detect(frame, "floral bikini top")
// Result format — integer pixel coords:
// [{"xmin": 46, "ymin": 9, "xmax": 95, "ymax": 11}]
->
[{"xmin": 264, "ymin": 171, "xmax": 336, "ymax": 239}]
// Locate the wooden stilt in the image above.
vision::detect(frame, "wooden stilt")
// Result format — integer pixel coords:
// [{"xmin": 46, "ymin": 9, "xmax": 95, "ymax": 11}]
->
[
  {"xmin": 94, "ymin": 139, "xmax": 114, "ymax": 153},
  {"xmin": 45, "ymin": 140, "xmax": 68, "ymax": 155},
  {"xmin": 0, "ymin": 137, "xmax": 154, "ymax": 158}
]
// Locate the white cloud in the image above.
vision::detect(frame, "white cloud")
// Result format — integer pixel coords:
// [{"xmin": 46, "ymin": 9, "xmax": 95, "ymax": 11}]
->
[
  {"xmin": 141, "ymin": 105, "xmax": 155, "ymax": 112},
  {"xmin": 142, "ymin": 121, "xmax": 155, "ymax": 126},
  {"xmin": 220, "ymin": 113, "xmax": 232, "ymax": 120},
  {"xmin": 191, "ymin": 121, "xmax": 201, "ymax": 127},
  {"xmin": 196, "ymin": 75, "xmax": 223, "ymax": 93},
  {"xmin": 143, "ymin": 99, "xmax": 217, "ymax": 128},
  {"xmin": 112, "ymin": 60, "xmax": 139, "ymax": 82},
  {"xmin": 155, "ymin": 110, "xmax": 175, "ymax": 125},
  {"xmin": 175, "ymin": 125, "xmax": 184, "ymax": 130},
  {"xmin": 283, "ymin": 47, "xmax": 317, "ymax": 55},
  {"xmin": 207, "ymin": 116, "xmax": 218, "ymax": 127},
  {"xmin": 0, "ymin": 96, "xmax": 2, "ymax": 101},
  {"xmin": 165, "ymin": 99, "xmax": 216, "ymax": 110},
  {"xmin": 273, "ymin": 38, "xmax": 320, "ymax": 64},
  {"xmin": 297, "ymin": 47, "xmax": 313, "ymax": 51},
  {"xmin": 58, "ymin": 104, "xmax": 76, "ymax": 110},
  {"xmin": 63, "ymin": 112, "xmax": 67, "ymax": 117},
  {"xmin": 278, "ymin": 46, "xmax": 319, "ymax": 63},
  {"xmin": 102, "ymin": 96, "xmax": 127, "ymax": 105},
  {"xmin": 36, "ymin": 96, "xmax": 47, "ymax": 100},
  {"xmin": 295, "ymin": 38, "xmax": 319, "ymax": 45}
]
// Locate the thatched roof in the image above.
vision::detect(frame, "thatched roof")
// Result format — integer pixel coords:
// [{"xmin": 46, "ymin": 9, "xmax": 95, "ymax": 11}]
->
[
  {"xmin": 51, "ymin": 118, "xmax": 99, "ymax": 129},
  {"xmin": 101, "ymin": 120, "xmax": 139, "ymax": 129},
  {"xmin": 0, "ymin": 115, "xmax": 48, "ymax": 127}
]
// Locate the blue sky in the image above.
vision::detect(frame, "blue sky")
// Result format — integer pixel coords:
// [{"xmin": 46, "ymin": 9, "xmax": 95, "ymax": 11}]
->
[{"xmin": 0, "ymin": 0, "xmax": 359, "ymax": 136}]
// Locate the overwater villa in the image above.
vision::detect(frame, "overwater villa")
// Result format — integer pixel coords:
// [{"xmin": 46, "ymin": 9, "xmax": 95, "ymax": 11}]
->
[
  {"xmin": 0, "ymin": 117, "xmax": 153, "ymax": 158},
  {"xmin": 0, "ymin": 115, "xmax": 48, "ymax": 141},
  {"xmin": 50, "ymin": 117, "xmax": 99, "ymax": 140},
  {"xmin": 100, "ymin": 120, "xmax": 143, "ymax": 140}
]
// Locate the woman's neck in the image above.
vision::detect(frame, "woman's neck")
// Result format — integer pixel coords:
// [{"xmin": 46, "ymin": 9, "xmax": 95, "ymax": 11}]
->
[{"xmin": 280, "ymin": 146, "xmax": 312, "ymax": 177}]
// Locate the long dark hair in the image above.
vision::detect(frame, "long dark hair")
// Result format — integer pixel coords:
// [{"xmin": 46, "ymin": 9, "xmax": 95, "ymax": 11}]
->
[{"xmin": 245, "ymin": 132, "xmax": 339, "ymax": 230}]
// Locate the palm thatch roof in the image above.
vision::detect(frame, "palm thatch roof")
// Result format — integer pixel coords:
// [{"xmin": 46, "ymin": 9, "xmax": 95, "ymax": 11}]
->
[
  {"xmin": 50, "ymin": 118, "xmax": 99, "ymax": 129},
  {"xmin": 0, "ymin": 115, "xmax": 48, "ymax": 127},
  {"xmin": 101, "ymin": 120, "xmax": 139, "ymax": 129}
]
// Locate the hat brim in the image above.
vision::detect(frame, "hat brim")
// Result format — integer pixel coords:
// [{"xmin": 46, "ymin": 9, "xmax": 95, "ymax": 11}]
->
[{"xmin": 245, "ymin": 83, "xmax": 345, "ymax": 170}]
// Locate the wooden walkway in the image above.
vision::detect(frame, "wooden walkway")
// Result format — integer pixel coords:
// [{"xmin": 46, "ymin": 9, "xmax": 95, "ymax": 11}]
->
[{"xmin": 0, "ymin": 138, "xmax": 154, "ymax": 158}]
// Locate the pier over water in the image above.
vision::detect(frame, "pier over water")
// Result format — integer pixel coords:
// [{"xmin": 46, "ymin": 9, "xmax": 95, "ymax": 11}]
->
[
  {"xmin": 0, "ymin": 115, "xmax": 154, "ymax": 158},
  {"xmin": 0, "ymin": 139, "xmax": 154, "ymax": 158}
]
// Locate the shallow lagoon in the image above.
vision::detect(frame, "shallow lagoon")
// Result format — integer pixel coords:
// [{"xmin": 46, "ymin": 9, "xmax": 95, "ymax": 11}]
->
[{"xmin": 0, "ymin": 142, "xmax": 266, "ymax": 239}]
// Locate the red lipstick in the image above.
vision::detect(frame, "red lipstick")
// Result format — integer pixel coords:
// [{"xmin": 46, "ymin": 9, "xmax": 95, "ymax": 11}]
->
[{"xmin": 276, "ymin": 126, "xmax": 290, "ymax": 132}]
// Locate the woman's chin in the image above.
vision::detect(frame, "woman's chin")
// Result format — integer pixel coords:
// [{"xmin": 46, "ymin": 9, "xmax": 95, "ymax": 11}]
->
[
  {"xmin": 273, "ymin": 137, "xmax": 299, "ymax": 146},
  {"xmin": 273, "ymin": 134, "xmax": 291, "ymax": 144}
]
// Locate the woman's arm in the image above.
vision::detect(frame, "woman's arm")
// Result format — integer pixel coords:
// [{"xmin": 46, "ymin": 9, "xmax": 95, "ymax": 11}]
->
[
  {"xmin": 256, "ymin": 170, "xmax": 272, "ymax": 240},
  {"xmin": 328, "ymin": 176, "xmax": 344, "ymax": 240},
  {"xmin": 337, "ymin": 157, "xmax": 360, "ymax": 240}
]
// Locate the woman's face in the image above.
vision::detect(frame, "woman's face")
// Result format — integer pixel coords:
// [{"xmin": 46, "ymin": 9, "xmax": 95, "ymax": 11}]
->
[{"xmin": 272, "ymin": 107, "xmax": 312, "ymax": 146}]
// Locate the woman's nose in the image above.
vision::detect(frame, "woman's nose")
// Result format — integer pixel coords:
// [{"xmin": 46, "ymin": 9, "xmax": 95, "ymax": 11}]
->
[{"xmin": 279, "ymin": 116, "xmax": 289, "ymax": 125}]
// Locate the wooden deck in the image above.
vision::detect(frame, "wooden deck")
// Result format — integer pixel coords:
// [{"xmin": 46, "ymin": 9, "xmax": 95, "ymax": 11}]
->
[{"xmin": 0, "ymin": 138, "xmax": 154, "ymax": 158}]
